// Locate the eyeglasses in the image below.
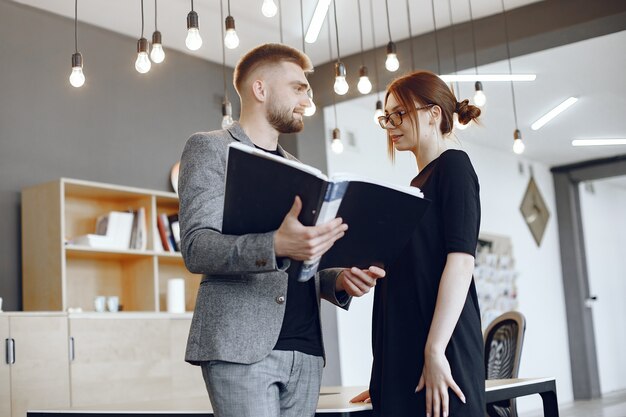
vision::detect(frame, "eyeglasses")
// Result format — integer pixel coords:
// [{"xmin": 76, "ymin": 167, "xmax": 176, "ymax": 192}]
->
[{"xmin": 377, "ymin": 104, "xmax": 434, "ymax": 129}]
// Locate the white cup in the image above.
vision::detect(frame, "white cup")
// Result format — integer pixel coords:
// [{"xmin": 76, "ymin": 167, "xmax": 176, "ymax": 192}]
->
[
  {"xmin": 167, "ymin": 278, "xmax": 186, "ymax": 314},
  {"xmin": 107, "ymin": 296, "xmax": 120, "ymax": 312},
  {"xmin": 94, "ymin": 296, "xmax": 106, "ymax": 312}
]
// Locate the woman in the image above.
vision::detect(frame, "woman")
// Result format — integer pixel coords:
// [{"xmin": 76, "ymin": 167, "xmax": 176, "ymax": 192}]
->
[{"xmin": 351, "ymin": 70, "xmax": 484, "ymax": 416}]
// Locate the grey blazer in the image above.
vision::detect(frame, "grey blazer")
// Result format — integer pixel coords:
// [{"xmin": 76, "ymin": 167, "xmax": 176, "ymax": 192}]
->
[{"xmin": 179, "ymin": 122, "xmax": 350, "ymax": 365}]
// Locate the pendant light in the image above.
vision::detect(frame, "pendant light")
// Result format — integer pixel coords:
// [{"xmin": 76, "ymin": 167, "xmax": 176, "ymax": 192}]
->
[
  {"xmin": 369, "ymin": 0, "xmax": 383, "ymax": 124},
  {"xmin": 150, "ymin": 0, "xmax": 165, "ymax": 63},
  {"xmin": 135, "ymin": 0, "xmax": 151, "ymax": 74},
  {"xmin": 262, "ymin": 0, "xmax": 278, "ymax": 18},
  {"xmin": 69, "ymin": 0, "xmax": 85, "ymax": 88},
  {"xmin": 299, "ymin": 0, "xmax": 316, "ymax": 116},
  {"xmin": 328, "ymin": 12, "xmax": 343, "ymax": 154},
  {"xmin": 219, "ymin": 0, "xmax": 234, "ymax": 128},
  {"xmin": 185, "ymin": 0, "xmax": 202, "ymax": 51},
  {"xmin": 224, "ymin": 0, "xmax": 240, "ymax": 49},
  {"xmin": 501, "ymin": 0, "xmax": 524, "ymax": 154},
  {"xmin": 383, "ymin": 0, "xmax": 399, "ymax": 72},
  {"xmin": 332, "ymin": 0, "xmax": 349, "ymax": 95},
  {"xmin": 356, "ymin": 0, "xmax": 372, "ymax": 95},
  {"xmin": 468, "ymin": 0, "xmax": 485, "ymax": 106}
]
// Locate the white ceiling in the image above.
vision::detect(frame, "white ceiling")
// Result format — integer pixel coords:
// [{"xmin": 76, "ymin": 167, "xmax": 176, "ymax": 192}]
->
[{"xmin": 11, "ymin": 0, "xmax": 626, "ymax": 169}]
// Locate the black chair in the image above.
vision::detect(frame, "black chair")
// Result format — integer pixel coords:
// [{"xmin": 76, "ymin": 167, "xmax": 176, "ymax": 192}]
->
[{"xmin": 484, "ymin": 311, "xmax": 526, "ymax": 417}]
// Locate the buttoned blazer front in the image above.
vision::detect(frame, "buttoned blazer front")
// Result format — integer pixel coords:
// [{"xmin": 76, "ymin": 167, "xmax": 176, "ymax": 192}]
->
[{"xmin": 179, "ymin": 122, "xmax": 349, "ymax": 365}]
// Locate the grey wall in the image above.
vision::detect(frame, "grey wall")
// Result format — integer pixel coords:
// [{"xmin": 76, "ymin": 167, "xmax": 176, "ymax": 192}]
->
[{"xmin": 0, "ymin": 0, "xmax": 238, "ymax": 311}]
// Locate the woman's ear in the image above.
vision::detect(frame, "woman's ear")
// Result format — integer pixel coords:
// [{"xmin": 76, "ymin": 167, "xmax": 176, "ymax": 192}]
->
[{"xmin": 429, "ymin": 105, "xmax": 442, "ymax": 124}]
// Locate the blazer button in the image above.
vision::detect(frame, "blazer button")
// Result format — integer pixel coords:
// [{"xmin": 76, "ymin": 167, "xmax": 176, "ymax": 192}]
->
[{"xmin": 275, "ymin": 295, "xmax": 285, "ymax": 304}]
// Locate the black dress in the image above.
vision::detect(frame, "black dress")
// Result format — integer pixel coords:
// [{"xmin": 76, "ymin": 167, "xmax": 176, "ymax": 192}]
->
[{"xmin": 370, "ymin": 150, "xmax": 485, "ymax": 417}]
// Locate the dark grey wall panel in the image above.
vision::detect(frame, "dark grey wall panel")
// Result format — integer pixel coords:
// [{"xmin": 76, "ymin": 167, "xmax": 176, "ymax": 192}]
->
[{"xmin": 0, "ymin": 0, "xmax": 238, "ymax": 311}]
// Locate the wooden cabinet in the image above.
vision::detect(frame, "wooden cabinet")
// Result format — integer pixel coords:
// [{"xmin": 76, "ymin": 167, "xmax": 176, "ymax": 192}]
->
[
  {"xmin": 2, "ymin": 313, "xmax": 70, "ymax": 417},
  {"xmin": 21, "ymin": 178, "xmax": 200, "ymax": 312},
  {"xmin": 68, "ymin": 315, "xmax": 206, "ymax": 406},
  {"xmin": 0, "ymin": 315, "xmax": 10, "ymax": 417}
]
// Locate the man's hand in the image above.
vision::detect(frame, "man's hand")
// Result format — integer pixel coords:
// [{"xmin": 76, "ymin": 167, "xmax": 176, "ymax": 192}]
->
[
  {"xmin": 336, "ymin": 266, "xmax": 385, "ymax": 297},
  {"xmin": 274, "ymin": 196, "xmax": 348, "ymax": 261},
  {"xmin": 350, "ymin": 389, "xmax": 371, "ymax": 404}
]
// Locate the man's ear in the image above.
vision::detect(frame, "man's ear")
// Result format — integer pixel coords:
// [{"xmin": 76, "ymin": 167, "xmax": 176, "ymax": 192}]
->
[{"xmin": 251, "ymin": 79, "xmax": 266, "ymax": 102}]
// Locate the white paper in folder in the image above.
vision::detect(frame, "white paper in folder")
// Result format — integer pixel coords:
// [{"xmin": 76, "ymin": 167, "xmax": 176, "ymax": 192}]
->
[{"xmin": 167, "ymin": 278, "xmax": 185, "ymax": 313}]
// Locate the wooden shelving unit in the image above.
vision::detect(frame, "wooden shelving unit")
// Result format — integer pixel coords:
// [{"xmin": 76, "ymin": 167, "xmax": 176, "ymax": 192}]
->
[{"xmin": 21, "ymin": 178, "xmax": 200, "ymax": 312}]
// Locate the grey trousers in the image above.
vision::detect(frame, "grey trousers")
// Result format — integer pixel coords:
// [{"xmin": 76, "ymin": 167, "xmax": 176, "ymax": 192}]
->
[{"xmin": 201, "ymin": 350, "xmax": 324, "ymax": 417}]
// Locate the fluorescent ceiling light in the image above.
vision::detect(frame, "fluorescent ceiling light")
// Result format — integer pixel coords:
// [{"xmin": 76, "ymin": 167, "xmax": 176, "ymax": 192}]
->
[
  {"xmin": 439, "ymin": 74, "xmax": 536, "ymax": 82},
  {"xmin": 572, "ymin": 138, "xmax": 626, "ymax": 147},
  {"xmin": 531, "ymin": 97, "xmax": 578, "ymax": 130},
  {"xmin": 305, "ymin": 0, "xmax": 332, "ymax": 44}
]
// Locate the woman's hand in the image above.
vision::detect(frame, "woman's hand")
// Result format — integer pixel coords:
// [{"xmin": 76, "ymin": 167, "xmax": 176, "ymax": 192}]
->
[
  {"xmin": 349, "ymin": 389, "xmax": 371, "ymax": 404},
  {"xmin": 336, "ymin": 266, "xmax": 385, "ymax": 297},
  {"xmin": 415, "ymin": 349, "xmax": 465, "ymax": 417}
]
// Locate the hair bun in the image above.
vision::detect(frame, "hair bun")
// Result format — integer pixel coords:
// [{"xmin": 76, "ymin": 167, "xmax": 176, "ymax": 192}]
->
[{"xmin": 456, "ymin": 99, "xmax": 481, "ymax": 125}]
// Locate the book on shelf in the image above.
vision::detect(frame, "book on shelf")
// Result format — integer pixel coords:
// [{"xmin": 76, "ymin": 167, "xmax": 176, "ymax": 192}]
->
[
  {"xmin": 222, "ymin": 142, "xmax": 430, "ymax": 281},
  {"xmin": 157, "ymin": 213, "xmax": 172, "ymax": 252},
  {"xmin": 69, "ymin": 211, "xmax": 135, "ymax": 250},
  {"xmin": 128, "ymin": 207, "xmax": 148, "ymax": 250},
  {"xmin": 168, "ymin": 213, "xmax": 181, "ymax": 251}
]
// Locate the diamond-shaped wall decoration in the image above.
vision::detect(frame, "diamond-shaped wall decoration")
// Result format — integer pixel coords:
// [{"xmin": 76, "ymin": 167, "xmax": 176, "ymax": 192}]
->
[{"xmin": 520, "ymin": 176, "xmax": 550, "ymax": 246}]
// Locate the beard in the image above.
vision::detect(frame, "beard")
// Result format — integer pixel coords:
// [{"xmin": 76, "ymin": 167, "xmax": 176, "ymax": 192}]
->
[{"xmin": 266, "ymin": 96, "xmax": 304, "ymax": 134}]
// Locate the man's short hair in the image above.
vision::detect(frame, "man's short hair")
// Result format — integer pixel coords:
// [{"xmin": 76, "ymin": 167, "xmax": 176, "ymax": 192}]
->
[{"xmin": 233, "ymin": 43, "xmax": 313, "ymax": 94}]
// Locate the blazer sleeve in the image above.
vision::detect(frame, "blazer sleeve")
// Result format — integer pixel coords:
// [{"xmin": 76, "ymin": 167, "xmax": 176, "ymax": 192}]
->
[
  {"xmin": 319, "ymin": 268, "xmax": 351, "ymax": 310},
  {"xmin": 178, "ymin": 133, "xmax": 287, "ymax": 275}
]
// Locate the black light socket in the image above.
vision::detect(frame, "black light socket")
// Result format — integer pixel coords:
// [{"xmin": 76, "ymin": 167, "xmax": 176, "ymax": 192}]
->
[
  {"xmin": 475, "ymin": 81, "xmax": 483, "ymax": 91},
  {"xmin": 71, "ymin": 52, "xmax": 83, "ymax": 68},
  {"xmin": 225, "ymin": 15, "xmax": 236, "ymax": 30},
  {"xmin": 137, "ymin": 38, "xmax": 149, "ymax": 53},
  {"xmin": 514, "ymin": 129, "xmax": 522, "ymax": 140},
  {"xmin": 152, "ymin": 30, "xmax": 162, "ymax": 45},
  {"xmin": 332, "ymin": 128, "xmax": 341, "ymax": 140},
  {"xmin": 334, "ymin": 62, "xmax": 346, "ymax": 78},
  {"xmin": 375, "ymin": 99, "xmax": 383, "ymax": 111},
  {"xmin": 386, "ymin": 41, "xmax": 396, "ymax": 55},
  {"xmin": 187, "ymin": 10, "xmax": 199, "ymax": 29},
  {"xmin": 359, "ymin": 65, "xmax": 368, "ymax": 77}
]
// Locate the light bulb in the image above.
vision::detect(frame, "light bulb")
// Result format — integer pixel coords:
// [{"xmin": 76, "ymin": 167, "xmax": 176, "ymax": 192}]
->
[
  {"xmin": 69, "ymin": 53, "xmax": 85, "ymax": 88},
  {"xmin": 186, "ymin": 11, "xmax": 202, "ymax": 50},
  {"xmin": 304, "ymin": 100, "xmax": 317, "ymax": 117},
  {"xmin": 331, "ymin": 138, "xmax": 344, "ymax": 154},
  {"xmin": 334, "ymin": 76, "xmax": 349, "ymax": 95},
  {"xmin": 357, "ymin": 66, "xmax": 372, "ymax": 94},
  {"xmin": 261, "ymin": 0, "xmax": 278, "ymax": 17},
  {"xmin": 224, "ymin": 16, "xmax": 239, "ymax": 49},
  {"xmin": 333, "ymin": 62, "xmax": 349, "ymax": 95},
  {"xmin": 373, "ymin": 100, "xmax": 384, "ymax": 125},
  {"xmin": 221, "ymin": 99, "xmax": 234, "ymax": 129},
  {"xmin": 150, "ymin": 31, "xmax": 165, "ymax": 63},
  {"xmin": 473, "ymin": 81, "xmax": 486, "ymax": 107},
  {"xmin": 513, "ymin": 129, "xmax": 525, "ymax": 154},
  {"xmin": 186, "ymin": 28, "xmax": 202, "ymax": 50},
  {"xmin": 385, "ymin": 42, "xmax": 399, "ymax": 72},
  {"xmin": 135, "ymin": 38, "xmax": 151, "ymax": 73}
]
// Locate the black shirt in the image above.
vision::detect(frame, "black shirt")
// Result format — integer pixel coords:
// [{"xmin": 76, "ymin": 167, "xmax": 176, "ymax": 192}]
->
[
  {"xmin": 370, "ymin": 150, "xmax": 485, "ymax": 416},
  {"xmin": 253, "ymin": 144, "xmax": 323, "ymax": 357}
]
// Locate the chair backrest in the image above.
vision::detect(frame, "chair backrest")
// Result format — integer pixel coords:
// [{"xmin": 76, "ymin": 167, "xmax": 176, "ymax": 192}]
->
[{"xmin": 484, "ymin": 311, "xmax": 526, "ymax": 380}]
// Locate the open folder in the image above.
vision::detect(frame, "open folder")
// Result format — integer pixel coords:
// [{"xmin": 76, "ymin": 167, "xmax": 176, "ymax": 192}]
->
[{"xmin": 222, "ymin": 142, "xmax": 430, "ymax": 281}]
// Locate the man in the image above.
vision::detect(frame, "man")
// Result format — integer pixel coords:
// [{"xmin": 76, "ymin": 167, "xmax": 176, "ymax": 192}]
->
[{"xmin": 178, "ymin": 43, "xmax": 385, "ymax": 417}]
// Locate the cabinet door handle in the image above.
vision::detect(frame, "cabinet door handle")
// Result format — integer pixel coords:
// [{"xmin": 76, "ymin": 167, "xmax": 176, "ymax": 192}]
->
[
  {"xmin": 69, "ymin": 336, "xmax": 75, "ymax": 362},
  {"xmin": 6, "ymin": 338, "xmax": 15, "ymax": 365}
]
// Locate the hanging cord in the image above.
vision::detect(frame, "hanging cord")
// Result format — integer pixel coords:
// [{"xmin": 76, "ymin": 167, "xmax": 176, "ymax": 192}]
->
[
  {"xmin": 279, "ymin": 0, "xmax": 283, "ymax": 43},
  {"xmin": 357, "ymin": 0, "xmax": 365, "ymax": 66},
  {"xmin": 154, "ymin": 0, "xmax": 158, "ymax": 30},
  {"xmin": 140, "ymin": 0, "xmax": 145, "ymax": 38},
  {"xmin": 384, "ymin": 0, "xmax": 392, "ymax": 42},
  {"xmin": 430, "ymin": 0, "xmax": 441, "ymax": 74},
  {"xmin": 299, "ymin": 0, "xmax": 306, "ymax": 52},
  {"xmin": 468, "ymin": 0, "xmax": 478, "ymax": 74},
  {"xmin": 369, "ymin": 0, "xmax": 380, "ymax": 100},
  {"xmin": 501, "ymin": 0, "xmax": 519, "ymax": 128},
  {"xmin": 447, "ymin": 0, "xmax": 460, "ymax": 95},
  {"xmin": 328, "ymin": 12, "xmax": 338, "ymax": 127},
  {"xmin": 405, "ymin": 0, "xmax": 415, "ymax": 70},
  {"xmin": 220, "ymin": 0, "xmax": 228, "ymax": 99},
  {"xmin": 74, "ymin": 0, "xmax": 78, "ymax": 53},
  {"xmin": 191, "ymin": 0, "xmax": 194, "ymax": 12},
  {"xmin": 332, "ymin": 0, "xmax": 341, "ymax": 61},
  {"xmin": 227, "ymin": 0, "xmax": 231, "ymax": 16}
]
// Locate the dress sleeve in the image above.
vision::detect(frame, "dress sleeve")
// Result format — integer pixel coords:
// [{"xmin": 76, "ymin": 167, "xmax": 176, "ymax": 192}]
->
[{"xmin": 437, "ymin": 150, "xmax": 481, "ymax": 256}]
